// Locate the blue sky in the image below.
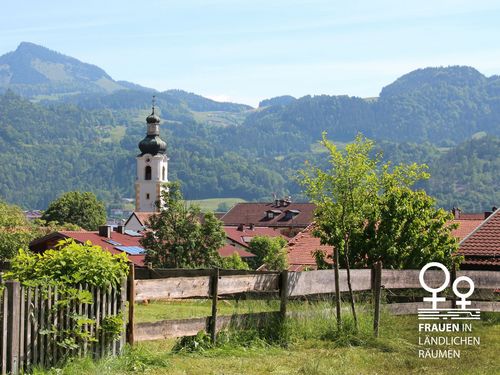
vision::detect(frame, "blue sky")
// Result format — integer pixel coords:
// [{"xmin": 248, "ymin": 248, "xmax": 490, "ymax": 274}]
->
[{"xmin": 1, "ymin": 0, "xmax": 500, "ymax": 106}]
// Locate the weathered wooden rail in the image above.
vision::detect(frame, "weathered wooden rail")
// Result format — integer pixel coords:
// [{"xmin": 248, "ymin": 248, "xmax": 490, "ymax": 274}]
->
[{"xmin": 129, "ymin": 267, "xmax": 500, "ymax": 343}]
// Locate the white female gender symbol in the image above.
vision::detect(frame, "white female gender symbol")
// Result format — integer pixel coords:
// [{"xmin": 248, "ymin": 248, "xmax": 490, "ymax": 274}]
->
[
  {"xmin": 452, "ymin": 276, "xmax": 475, "ymax": 309},
  {"xmin": 419, "ymin": 262, "xmax": 450, "ymax": 310}
]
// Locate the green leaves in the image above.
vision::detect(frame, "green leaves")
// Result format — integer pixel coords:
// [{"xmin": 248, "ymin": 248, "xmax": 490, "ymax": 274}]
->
[
  {"xmin": 41, "ymin": 191, "xmax": 106, "ymax": 231},
  {"xmin": 300, "ymin": 133, "xmax": 459, "ymax": 270},
  {"xmin": 6, "ymin": 239, "xmax": 129, "ymax": 288},
  {"xmin": 141, "ymin": 182, "xmax": 226, "ymax": 269},
  {"xmin": 248, "ymin": 236, "xmax": 288, "ymax": 271}
]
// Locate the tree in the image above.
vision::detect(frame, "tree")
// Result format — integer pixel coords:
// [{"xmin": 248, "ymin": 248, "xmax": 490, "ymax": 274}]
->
[
  {"xmin": 219, "ymin": 252, "xmax": 250, "ymax": 270},
  {"xmin": 299, "ymin": 133, "xmax": 459, "ymax": 329},
  {"xmin": 0, "ymin": 199, "xmax": 36, "ymax": 260},
  {"xmin": 248, "ymin": 236, "xmax": 288, "ymax": 271},
  {"xmin": 141, "ymin": 182, "xmax": 226, "ymax": 268},
  {"xmin": 41, "ymin": 191, "xmax": 106, "ymax": 231}
]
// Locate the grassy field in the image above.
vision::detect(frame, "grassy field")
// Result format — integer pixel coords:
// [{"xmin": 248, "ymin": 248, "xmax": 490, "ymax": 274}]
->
[
  {"xmin": 186, "ymin": 198, "xmax": 246, "ymax": 212},
  {"xmin": 35, "ymin": 302, "xmax": 500, "ymax": 375}
]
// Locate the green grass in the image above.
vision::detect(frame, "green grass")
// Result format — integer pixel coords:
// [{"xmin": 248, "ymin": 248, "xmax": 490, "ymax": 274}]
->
[
  {"xmin": 135, "ymin": 299, "xmax": 280, "ymax": 322},
  {"xmin": 34, "ymin": 306, "xmax": 500, "ymax": 375},
  {"xmin": 186, "ymin": 197, "xmax": 246, "ymax": 212}
]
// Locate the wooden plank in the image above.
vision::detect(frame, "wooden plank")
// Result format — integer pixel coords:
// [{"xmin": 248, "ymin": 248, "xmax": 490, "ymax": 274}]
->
[
  {"xmin": 135, "ymin": 276, "xmax": 211, "ymax": 301},
  {"xmin": 6, "ymin": 281, "xmax": 21, "ymax": 375},
  {"xmin": 24, "ymin": 288, "xmax": 32, "ymax": 372},
  {"xmin": 280, "ymin": 270, "xmax": 289, "ymax": 320},
  {"xmin": 218, "ymin": 274, "xmax": 280, "ymax": 295},
  {"xmin": 381, "ymin": 270, "xmax": 448, "ymax": 289},
  {"xmin": 287, "ymin": 269, "xmax": 372, "ymax": 297},
  {"xmin": 457, "ymin": 270, "xmax": 500, "ymax": 289},
  {"xmin": 2, "ymin": 287, "xmax": 8, "ymax": 375},
  {"xmin": 135, "ymin": 317, "xmax": 208, "ymax": 341},
  {"xmin": 95, "ymin": 287, "xmax": 101, "ymax": 359},
  {"xmin": 18, "ymin": 286, "xmax": 25, "ymax": 374},
  {"xmin": 372, "ymin": 262, "xmax": 382, "ymax": 337},
  {"xmin": 135, "ymin": 267, "xmax": 279, "ymax": 280},
  {"xmin": 135, "ymin": 312, "xmax": 280, "ymax": 341},
  {"xmin": 127, "ymin": 264, "xmax": 135, "ymax": 346},
  {"xmin": 120, "ymin": 278, "xmax": 127, "ymax": 353},
  {"xmin": 210, "ymin": 269, "xmax": 219, "ymax": 344}
]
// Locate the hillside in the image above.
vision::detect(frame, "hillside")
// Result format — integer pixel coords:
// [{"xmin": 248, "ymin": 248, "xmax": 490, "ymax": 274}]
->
[{"xmin": 0, "ymin": 43, "xmax": 499, "ymax": 211}]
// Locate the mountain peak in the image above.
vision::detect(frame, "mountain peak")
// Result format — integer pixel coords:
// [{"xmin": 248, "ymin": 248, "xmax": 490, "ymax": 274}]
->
[{"xmin": 0, "ymin": 42, "xmax": 124, "ymax": 96}]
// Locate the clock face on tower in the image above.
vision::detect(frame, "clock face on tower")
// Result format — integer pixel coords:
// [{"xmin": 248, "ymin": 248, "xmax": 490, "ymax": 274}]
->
[{"xmin": 146, "ymin": 158, "xmax": 151, "ymax": 163}]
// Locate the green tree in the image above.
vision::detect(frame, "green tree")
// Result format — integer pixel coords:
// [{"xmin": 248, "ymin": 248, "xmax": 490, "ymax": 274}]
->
[
  {"xmin": 219, "ymin": 252, "xmax": 250, "ymax": 270},
  {"xmin": 248, "ymin": 236, "xmax": 288, "ymax": 271},
  {"xmin": 0, "ymin": 199, "xmax": 36, "ymax": 260},
  {"xmin": 41, "ymin": 191, "xmax": 106, "ymax": 231},
  {"xmin": 141, "ymin": 182, "xmax": 226, "ymax": 268},
  {"xmin": 299, "ymin": 133, "xmax": 458, "ymax": 329}
]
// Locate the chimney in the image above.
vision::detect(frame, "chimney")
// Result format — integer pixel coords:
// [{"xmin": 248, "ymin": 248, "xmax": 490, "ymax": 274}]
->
[
  {"xmin": 279, "ymin": 199, "xmax": 285, "ymax": 207},
  {"xmin": 98, "ymin": 225, "xmax": 112, "ymax": 238},
  {"xmin": 484, "ymin": 211, "xmax": 493, "ymax": 219},
  {"xmin": 237, "ymin": 223, "xmax": 244, "ymax": 231},
  {"xmin": 116, "ymin": 225, "xmax": 125, "ymax": 234},
  {"xmin": 249, "ymin": 223, "xmax": 255, "ymax": 230},
  {"xmin": 451, "ymin": 207, "xmax": 461, "ymax": 220},
  {"xmin": 493, "ymin": 206, "xmax": 498, "ymax": 212},
  {"xmin": 275, "ymin": 199, "xmax": 279, "ymax": 207}
]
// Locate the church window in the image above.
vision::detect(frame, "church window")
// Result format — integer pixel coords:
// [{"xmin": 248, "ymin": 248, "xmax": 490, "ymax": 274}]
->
[
  {"xmin": 145, "ymin": 166, "xmax": 152, "ymax": 180},
  {"xmin": 162, "ymin": 166, "xmax": 166, "ymax": 180},
  {"xmin": 146, "ymin": 193, "xmax": 150, "ymax": 200}
]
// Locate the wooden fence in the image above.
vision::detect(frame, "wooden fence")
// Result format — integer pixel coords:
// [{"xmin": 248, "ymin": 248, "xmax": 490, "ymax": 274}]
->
[
  {"xmin": 0, "ymin": 280, "xmax": 127, "ymax": 375},
  {"xmin": 130, "ymin": 266, "xmax": 500, "ymax": 343}
]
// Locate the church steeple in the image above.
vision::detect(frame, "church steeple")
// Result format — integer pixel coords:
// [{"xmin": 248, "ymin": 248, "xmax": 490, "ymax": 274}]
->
[
  {"xmin": 139, "ymin": 96, "xmax": 166, "ymax": 156},
  {"xmin": 135, "ymin": 96, "xmax": 169, "ymax": 212}
]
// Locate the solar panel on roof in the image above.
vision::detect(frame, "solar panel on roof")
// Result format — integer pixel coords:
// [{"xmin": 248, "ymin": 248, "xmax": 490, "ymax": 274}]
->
[
  {"xmin": 115, "ymin": 246, "xmax": 146, "ymax": 255},
  {"xmin": 104, "ymin": 239, "xmax": 122, "ymax": 246},
  {"xmin": 124, "ymin": 230, "xmax": 143, "ymax": 237}
]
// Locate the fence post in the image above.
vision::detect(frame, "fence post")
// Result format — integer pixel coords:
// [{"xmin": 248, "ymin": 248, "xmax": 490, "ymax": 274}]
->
[
  {"xmin": 280, "ymin": 270, "xmax": 289, "ymax": 320},
  {"xmin": 6, "ymin": 281, "xmax": 21, "ymax": 375},
  {"xmin": 126, "ymin": 263, "xmax": 135, "ymax": 346},
  {"xmin": 372, "ymin": 262, "xmax": 382, "ymax": 337},
  {"xmin": 210, "ymin": 268, "xmax": 220, "ymax": 344}
]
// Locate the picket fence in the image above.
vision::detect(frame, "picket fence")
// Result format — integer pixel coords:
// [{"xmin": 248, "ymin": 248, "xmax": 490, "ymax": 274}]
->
[{"xmin": 0, "ymin": 280, "xmax": 127, "ymax": 375}]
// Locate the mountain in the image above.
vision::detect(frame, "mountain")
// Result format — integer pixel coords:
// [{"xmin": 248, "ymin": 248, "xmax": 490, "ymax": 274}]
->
[
  {"xmin": 0, "ymin": 43, "xmax": 499, "ymax": 211},
  {"xmin": 0, "ymin": 42, "xmax": 129, "ymax": 97}
]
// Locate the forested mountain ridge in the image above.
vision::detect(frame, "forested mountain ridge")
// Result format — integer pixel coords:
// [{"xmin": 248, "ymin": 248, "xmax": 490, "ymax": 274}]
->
[{"xmin": 0, "ymin": 43, "xmax": 499, "ymax": 211}]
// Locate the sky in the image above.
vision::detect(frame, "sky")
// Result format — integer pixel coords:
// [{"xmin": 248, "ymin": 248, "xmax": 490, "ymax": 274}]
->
[{"xmin": 1, "ymin": 0, "xmax": 500, "ymax": 106}]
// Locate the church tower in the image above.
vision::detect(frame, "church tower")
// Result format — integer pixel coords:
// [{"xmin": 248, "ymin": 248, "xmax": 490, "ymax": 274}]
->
[{"xmin": 135, "ymin": 98, "xmax": 168, "ymax": 212}]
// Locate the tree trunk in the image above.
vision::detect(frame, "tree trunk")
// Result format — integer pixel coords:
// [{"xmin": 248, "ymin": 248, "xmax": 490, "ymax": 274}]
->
[
  {"xmin": 344, "ymin": 239, "xmax": 358, "ymax": 330},
  {"xmin": 333, "ymin": 246, "xmax": 341, "ymax": 330}
]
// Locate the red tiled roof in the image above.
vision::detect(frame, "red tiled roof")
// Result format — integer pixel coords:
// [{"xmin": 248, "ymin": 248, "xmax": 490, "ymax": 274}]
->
[
  {"xmin": 458, "ymin": 208, "xmax": 500, "ymax": 268},
  {"xmin": 457, "ymin": 213, "xmax": 486, "ymax": 220},
  {"xmin": 221, "ymin": 202, "xmax": 315, "ymax": 228},
  {"xmin": 459, "ymin": 208, "xmax": 500, "ymax": 256},
  {"xmin": 30, "ymin": 230, "xmax": 146, "ymax": 267},
  {"xmin": 224, "ymin": 226, "xmax": 284, "ymax": 247},
  {"xmin": 287, "ymin": 225, "xmax": 333, "ymax": 270},
  {"xmin": 218, "ymin": 244, "xmax": 255, "ymax": 258},
  {"xmin": 126, "ymin": 212, "xmax": 156, "ymax": 227},
  {"xmin": 451, "ymin": 219, "xmax": 484, "ymax": 241}
]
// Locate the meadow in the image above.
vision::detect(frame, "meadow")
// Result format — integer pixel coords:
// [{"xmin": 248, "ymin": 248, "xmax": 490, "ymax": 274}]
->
[{"xmin": 33, "ymin": 301, "xmax": 500, "ymax": 375}]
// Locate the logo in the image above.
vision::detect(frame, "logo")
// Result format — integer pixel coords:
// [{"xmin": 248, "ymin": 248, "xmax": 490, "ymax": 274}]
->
[{"xmin": 418, "ymin": 262, "xmax": 480, "ymax": 320}]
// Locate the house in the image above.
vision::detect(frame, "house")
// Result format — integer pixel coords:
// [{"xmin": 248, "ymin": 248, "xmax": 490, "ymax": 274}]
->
[
  {"xmin": 457, "ymin": 207, "xmax": 500, "ymax": 270},
  {"xmin": 30, "ymin": 224, "xmax": 257, "ymax": 267},
  {"xmin": 30, "ymin": 225, "xmax": 147, "ymax": 267},
  {"xmin": 220, "ymin": 200, "xmax": 316, "ymax": 229},
  {"xmin": 224, "ymin": 224, "xmax": 284, "ymax": 249},
  {"xmin": 124, "ymin": 211, "xmax": 155, "ymax": 232}
]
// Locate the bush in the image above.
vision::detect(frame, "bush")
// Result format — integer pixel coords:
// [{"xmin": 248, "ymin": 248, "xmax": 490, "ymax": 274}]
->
[{"xmin": 6, "ymin": 239, "xmax": 129, "ymax": 288}]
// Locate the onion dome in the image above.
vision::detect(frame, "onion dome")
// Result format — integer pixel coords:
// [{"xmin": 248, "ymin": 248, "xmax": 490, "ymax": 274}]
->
[
  {"xmin": 146, "ymin": 111, "xmax": 160, "ymax": 124},
  {"xmin": 139, "ymin": 135, "xmax": 166, "ymax": 156}
]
